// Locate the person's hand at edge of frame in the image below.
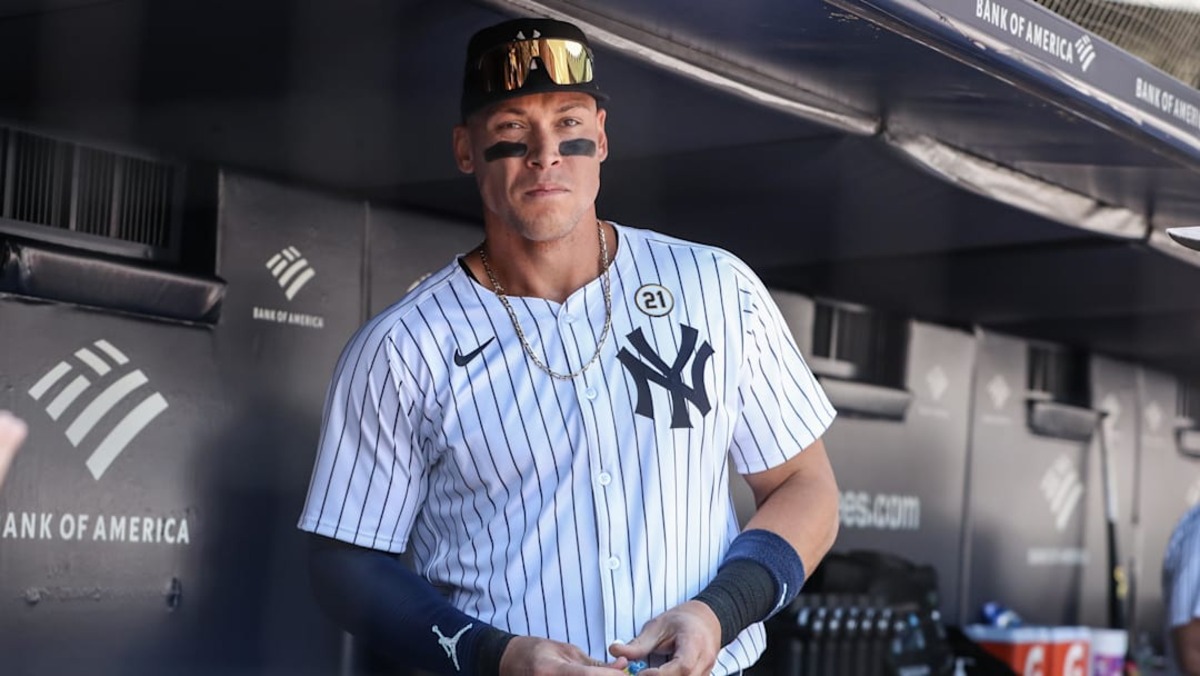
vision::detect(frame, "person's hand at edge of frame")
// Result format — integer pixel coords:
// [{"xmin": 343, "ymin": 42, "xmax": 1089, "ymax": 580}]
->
[
  {"xmin": 0, "ymin": 410, "xmax": 29, "ymax": 490},
  {"xmin": 500, "ymin": 634, "xmax": 631, "ymax": 675},
  {"xmin": 607, "ymin": 600, "xmax": 721, "ymax": 676}
]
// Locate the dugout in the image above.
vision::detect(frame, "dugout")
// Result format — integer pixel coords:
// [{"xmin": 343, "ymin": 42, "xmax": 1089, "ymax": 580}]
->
[{"xmin": 0, "ymin": 0, "xmax": 1199, "ymax": 673}]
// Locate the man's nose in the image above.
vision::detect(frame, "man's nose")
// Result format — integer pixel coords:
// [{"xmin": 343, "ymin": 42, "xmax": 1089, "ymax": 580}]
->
[{"xmin": 525, "ymin": 129, "xmax": 561, "ymax": 169}]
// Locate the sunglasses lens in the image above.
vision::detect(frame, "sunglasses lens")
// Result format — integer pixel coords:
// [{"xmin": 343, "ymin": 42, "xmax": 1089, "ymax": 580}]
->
[{"xmin": 475, "ymin": 39, "xmax": 594, "ymax": 93}]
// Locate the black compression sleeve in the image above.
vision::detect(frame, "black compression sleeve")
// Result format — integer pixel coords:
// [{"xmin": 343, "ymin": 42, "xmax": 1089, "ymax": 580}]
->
[
  {"xmin": 691, "ymin": 558, "xmax": 778, "ymax": 646},
  {"xmin": 692, "ymin": 529, "xmax": 807, "ymax": 646},
  {"xmin": 308, "ymin": 534, "xmax": 515, "ymax": 675}
]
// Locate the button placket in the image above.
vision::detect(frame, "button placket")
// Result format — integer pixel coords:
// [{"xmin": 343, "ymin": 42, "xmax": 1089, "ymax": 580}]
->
[{"xmin": 560, "ymin": 291, "xmax": 631, "ymax": 637}]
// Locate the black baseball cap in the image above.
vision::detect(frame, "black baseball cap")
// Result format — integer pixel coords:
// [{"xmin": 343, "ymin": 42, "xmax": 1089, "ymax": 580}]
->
[{"xmin": 461, "ymin": 18, "xmax": 609, "ymax": 119}]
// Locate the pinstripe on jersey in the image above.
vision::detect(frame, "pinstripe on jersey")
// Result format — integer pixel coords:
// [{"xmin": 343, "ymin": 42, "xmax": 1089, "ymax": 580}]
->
[
  {"xmin": 298, "ymin": 223, "xmax": 836, "ymax": 673},
  {"xmin": 1164, "ymin": 502, "xmax": 1200, "ymax": 675}
]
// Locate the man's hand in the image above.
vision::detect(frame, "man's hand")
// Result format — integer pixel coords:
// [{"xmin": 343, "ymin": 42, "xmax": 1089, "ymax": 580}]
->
[
  {"xmin": 0, "ymin": 411, "xmax": 28, "ymax": 491},
  {"xmin": 608, "ymin": 600, "xmax": 722, "ymax": 676},
  {"xmin": 500, "ymin": 635, "xmax": 629, "ymax": 675}
]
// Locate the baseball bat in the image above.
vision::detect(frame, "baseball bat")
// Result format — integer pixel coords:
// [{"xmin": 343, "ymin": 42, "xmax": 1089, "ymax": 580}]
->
[{"xmin": 1095, "ymin": 412, "xmax": 1126, "ymax": 631}]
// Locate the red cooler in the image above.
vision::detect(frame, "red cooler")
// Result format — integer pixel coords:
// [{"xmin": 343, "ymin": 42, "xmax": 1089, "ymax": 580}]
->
[
  {"xmin": 1047, "ymin": 627, "xmax": 1091, "ymax": 676},
  {"xmin": 965, "ymin": 625, "xmax": 1053, "ymax": 676}
]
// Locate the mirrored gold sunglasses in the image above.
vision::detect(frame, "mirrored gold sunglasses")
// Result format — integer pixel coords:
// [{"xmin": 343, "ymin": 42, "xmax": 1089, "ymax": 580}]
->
[{"xmin": 474, "ymin": 38, "xmax": 596, "ymax": 93}]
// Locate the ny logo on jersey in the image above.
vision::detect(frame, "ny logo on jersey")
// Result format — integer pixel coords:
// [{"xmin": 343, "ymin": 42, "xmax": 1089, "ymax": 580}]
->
[{"xmin": 617, "ymin": 324, "xmax": 713, "ymax": 429}]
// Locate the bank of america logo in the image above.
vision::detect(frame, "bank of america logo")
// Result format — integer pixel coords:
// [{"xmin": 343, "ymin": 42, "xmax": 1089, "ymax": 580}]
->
[
  {"xmin": 1074, "ymin": 35, "xmax": 1095, "ymax": 73},
  {"xmin": 1040, "ymin": 454, "xmax": 1083, "ymax": 532},
  {"xmin": 266, "ymin": 246, "xmax": 316, "ymax": 301},
  {"xmin": 987, "ymin": 375, "xmax": 1010, "ymax": 410},
  {"xmin": 1144, "ymin": 400, "xmax": 1164, "ymax": 434},
  {"xmin": 27, "ymin": 340, "xmax": 168, "ymax": 480},
  {"xmin": 925, "ymin": 366, "xmax": 948, "ymax": 402}
]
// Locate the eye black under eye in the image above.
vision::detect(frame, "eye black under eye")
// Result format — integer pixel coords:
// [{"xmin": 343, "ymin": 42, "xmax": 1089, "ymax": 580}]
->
[{"xmin": 559, "ymin": 139, "xmax": 597, "ymax": 157}]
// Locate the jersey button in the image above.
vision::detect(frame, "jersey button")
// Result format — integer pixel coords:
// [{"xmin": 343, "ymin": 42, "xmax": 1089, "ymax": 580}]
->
[
  {"xmin": 585, "ymin": 388, "xmax": 598, "ymax": 400},
  {"xmin": 606, "ymin": 557, "xmax": 621, "ymax": 570},
  {"xmin": 563, "ymin": 313, "xmax": 576, "ymax": 324},
  {"xmin": 598, "ymin": 472, "xmax": 612, "ymax": 486}
]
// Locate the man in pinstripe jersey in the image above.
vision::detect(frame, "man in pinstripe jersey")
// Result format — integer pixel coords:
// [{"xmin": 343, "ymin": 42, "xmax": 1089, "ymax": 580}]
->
[
  {"xmin": 298, "ymin": 17, "xmax": 840, "ymax": 676},
  {"xmin": 1165, "ymin": 502, "xmax": 1200, "ymax": 675}
]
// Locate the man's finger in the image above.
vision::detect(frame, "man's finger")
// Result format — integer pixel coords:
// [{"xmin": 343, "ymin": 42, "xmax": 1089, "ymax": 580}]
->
[
  {"xmin": 634, "ymin": 658, "xmax": 678, "ymax": 676},
  {"xmin": 579, "ymin": 665, "xmax": 631, "ymax": 675},
  {"xmin": 662, "ymin": 644, "xmax": 706, "ymax": 676},
  {"xmin": 0, "ymin": 412, "xmax": 27, "ymax": 449},
  {"xmin": 0, "ymin": 411, "xmax": 28, "ymax": 490},
  {"xmin": 644, "ymin": 651, "xmax": 710, "ymax": 676},
  {"xmin": 642, "ymin": 627, "xmax": 715, "ymax": 676},
  {"xmin": 578, "ymin": 651, "xmax": 626, "ymax": 669},
  {"xmin": 568, "ymin": 645, "xmax": 631, "ymax": 673},
  {"xmin": 609, "ymin": 630, "xmax": 664, "ymax": 660}
]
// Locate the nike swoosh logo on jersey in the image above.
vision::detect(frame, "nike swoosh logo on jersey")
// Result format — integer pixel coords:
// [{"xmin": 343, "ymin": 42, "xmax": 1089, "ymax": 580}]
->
[{"xmin": 453, "ymin": 338, "xmax": 494, "ymax": 367}]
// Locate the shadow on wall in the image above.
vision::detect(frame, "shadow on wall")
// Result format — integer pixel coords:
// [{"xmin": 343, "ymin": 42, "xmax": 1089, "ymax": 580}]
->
[{"xmin": 128, "ymin": 394, "xmax": 340, "ymax": 676}]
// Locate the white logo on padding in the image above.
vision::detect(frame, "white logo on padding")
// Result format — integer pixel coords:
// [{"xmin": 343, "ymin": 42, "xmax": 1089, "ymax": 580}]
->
[
  {"xmin": 926, "ymin": 366, "xmax": 948, "ymax": 402},
  {"xmin": 987, "ymin": 375, "xmax": 1010, "ymax": 410},
  {"xmin": 1040, "ymin": 454, "xmax": 1083, "ymax": 533},
  {"xmin": 432, "ymin": 623, "xmax": 472, "ymax": 671},
  {"xmin": 266, "ymin": 246, "xmax": 316, "ymax": 301},
  {"xmin": 28, "ymin": 340, "xmax": 168, "ymax": 480},
  {"xmin": 1145, "ymin": 401, "xmax": 1164, "ymax": 434}
]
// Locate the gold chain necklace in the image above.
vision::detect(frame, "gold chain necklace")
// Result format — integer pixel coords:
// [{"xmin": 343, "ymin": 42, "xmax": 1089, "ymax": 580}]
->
[{"xmin": 478, "ymin": 220, "xmax": 613, "ymax": 380}]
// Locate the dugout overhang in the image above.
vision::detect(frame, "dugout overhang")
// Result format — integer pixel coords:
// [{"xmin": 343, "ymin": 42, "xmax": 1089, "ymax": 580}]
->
[
  {"xmin": 0, "ymin": 0, "xmax": 1197, "ymax": 373},
  {"xmin": 474, "ymin": 0, "xmax": 1200, "ymax": 378}
]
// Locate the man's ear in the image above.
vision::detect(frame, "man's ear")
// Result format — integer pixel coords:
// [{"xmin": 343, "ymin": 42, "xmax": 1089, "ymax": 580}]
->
[
  {"xmin": 595, "ymin": 108, "xmax": 609, "ymax": 163},
  {"xmin": 452, "ymin": 125, "xmax": 474, "ymax": 174}
]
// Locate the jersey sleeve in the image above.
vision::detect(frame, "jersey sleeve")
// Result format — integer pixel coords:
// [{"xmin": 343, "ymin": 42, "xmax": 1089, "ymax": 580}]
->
[
  {"xmin": 297, "ymin": 316, "xmax": 429, "ymax": 553},
  {"xmin": 1166, "ymin": 510, "xmax": 1200, "ymax": 628},
  {"xmin": 728, "ymin": 265, "xmax": 836, "ymax": 475}
]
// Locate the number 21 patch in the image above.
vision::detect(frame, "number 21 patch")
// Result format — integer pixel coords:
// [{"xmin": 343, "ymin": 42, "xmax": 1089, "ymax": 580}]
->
[{"xmin": 634, "ymin": 284, "xmax": 674, "ymax": 317}]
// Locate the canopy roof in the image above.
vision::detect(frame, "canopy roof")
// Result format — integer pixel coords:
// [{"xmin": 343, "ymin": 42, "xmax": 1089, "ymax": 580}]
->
[{"xmin": 1, "ymin": 0, "xmax": 1199, "ymax": 375}]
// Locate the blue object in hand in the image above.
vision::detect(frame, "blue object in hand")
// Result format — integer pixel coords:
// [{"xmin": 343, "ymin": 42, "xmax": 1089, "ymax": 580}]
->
[{"xmin": 626, "ymin": 660, "xmax": 648, "ymax": 674}]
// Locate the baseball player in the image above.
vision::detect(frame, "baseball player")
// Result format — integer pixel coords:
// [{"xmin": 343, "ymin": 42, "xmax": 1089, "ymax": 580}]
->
[
  {"xmin": 298, "ymin": 17, "xmax": 840, "ymax": 676},
  {"xmin": 1164, "ymin": 502, "xmax": 1200, "ymax": 675}
]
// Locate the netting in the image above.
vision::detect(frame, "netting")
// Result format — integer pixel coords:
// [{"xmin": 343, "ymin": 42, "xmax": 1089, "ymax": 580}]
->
[{"xmin": 1033, "ymin": 0, "xmax": 1200, "ymax": 87}]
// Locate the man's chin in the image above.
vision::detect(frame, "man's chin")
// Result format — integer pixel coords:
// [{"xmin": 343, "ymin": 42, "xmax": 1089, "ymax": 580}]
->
[{"xmin": 509, "ymin": 213, "xmax": 589, "ymax": 241}]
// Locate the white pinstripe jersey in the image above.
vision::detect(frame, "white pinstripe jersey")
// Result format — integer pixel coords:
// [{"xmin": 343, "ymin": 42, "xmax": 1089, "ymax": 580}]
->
[
  {"xmin": 298, "ymin": 223, "xmax": 836, "ymax": 673},
  {"xmin": 1164, "ymin": 502, "xmax": 1200, "ymax": 675}
]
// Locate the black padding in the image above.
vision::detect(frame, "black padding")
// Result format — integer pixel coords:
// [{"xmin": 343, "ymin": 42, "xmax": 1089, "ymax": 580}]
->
[{"xmin": 1, "ymin": 239, "xmax": 225, "ymax": 323}]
